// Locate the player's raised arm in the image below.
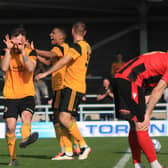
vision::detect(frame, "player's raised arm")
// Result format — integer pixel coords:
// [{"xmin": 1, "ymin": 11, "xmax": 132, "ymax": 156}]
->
[
  {"xmin": 37, "ymin": 55, "xmax": 51, "ymax": 66},
  {"xmin": 35, "ymin": 54, "xmax": 72, "ymax": 80},
  {"xmin": 21, "ymin": 36, "xmax": 36, "ymax": 72},
  {"xmin": 35, "ymin": 49, "xmax": 56, "ymax": 58},
  {"xmin": 1, "ymin": 35, "xmax": 13, "ymax": 72},
  {"xmin": 22, "ymin": 50, "xmax": 36, "ymax": 72}
]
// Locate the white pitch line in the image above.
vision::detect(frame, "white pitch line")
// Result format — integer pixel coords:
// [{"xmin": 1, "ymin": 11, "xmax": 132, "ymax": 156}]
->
[{"xmin": 113, "ymin": 148, "xmax": 131, "ymax": 168}]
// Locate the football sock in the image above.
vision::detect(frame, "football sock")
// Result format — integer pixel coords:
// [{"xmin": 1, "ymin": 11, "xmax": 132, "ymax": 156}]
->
[
  {"xmin": 6, "ymin": 132, "xmax": 16, "ymax": 159},
  {"xmin": 136, "ymin": 131, "xmax": 156, "ymax": 163},
  {"xmin": 150, "ymin": 160, "xmax": 162, "ymax": 168},
  {"xmin": 73, "ymin": 137, "xmax": 79, "ymax": 146},
  {"xmin": 61, "ymin": 127, "xmax": 73, "ymax": 155},
  {"xmin": 128, "ymin": 130, "xmax": 141, "ymax": 164},
  {"xmin": 54, "ymin": 123, "xmax": 64, "ymax": 153},
  {"xmin": 21, "ymin": 123, "xmax": 31, "ymax": 139},
  {"xmin": 134, "ymin": 163, "xmax": 144, "ymax": 168},
  {"xmin": 73, "ymin": 137, "xmax": 80, "ymax": 151},
  {"xmin": 73, "ymin": 142, "xmax": 80, "ymax": 150},
  {"xmin": 67, "ymin": 120, "xmax": 87, "ymax": 147}
]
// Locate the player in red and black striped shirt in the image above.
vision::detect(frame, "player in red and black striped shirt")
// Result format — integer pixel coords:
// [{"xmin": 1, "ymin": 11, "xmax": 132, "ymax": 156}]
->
[{"xmin": 113, "ymin": 51, "xmax": 167, "ymax": 168}]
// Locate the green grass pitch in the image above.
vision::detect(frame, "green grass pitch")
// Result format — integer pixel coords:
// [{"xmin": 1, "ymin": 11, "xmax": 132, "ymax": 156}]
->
[{"xmin": 0, "ymin": 137, "xmax": 167, "ymax": 168}]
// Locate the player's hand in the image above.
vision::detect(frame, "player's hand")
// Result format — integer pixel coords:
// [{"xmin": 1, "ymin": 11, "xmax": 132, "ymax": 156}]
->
[
  {"xmin": 143, "ymin": 114, "xmax": 150, "ymax": 128},
  {"xmin": 135, "ymin": 114, "xmax": 150, "ymax": 131},
  {"xmin": 35, "ymin": 73, "xmax": 47, "ymax": 80},
  {"xmin": 30, "ymin": 41, "xmax": 35, "ymax": 50},
  {"xmin": 25, "ymin": 40, "xmax": 34, "ymax": 50},
  {"xmin": 26, "ymin": 41, "xmax": 35, "ymax": 50},
  {"xmin": 3, "ymin": 34, "xmax": 13, "ymax": 49},
  {"xmin": 107, "ymin": 89, "xmax": 111, "ymax": 94}
]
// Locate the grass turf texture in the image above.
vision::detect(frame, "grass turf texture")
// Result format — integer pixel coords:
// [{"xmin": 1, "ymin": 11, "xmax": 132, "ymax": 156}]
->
[{"xmin": 0, "ymin": 137, "xmax": 167, "ymax": 168}]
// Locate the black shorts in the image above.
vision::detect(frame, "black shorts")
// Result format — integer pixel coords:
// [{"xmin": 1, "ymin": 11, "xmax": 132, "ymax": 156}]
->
[
  {"xmin": 59, "ymin": 87, "xmax": 84, "ymax": 117},
  {"xmin": 112, "ymin": 78, "xmax": 146, "ymax": 122},
  {"xmin": 52, "ymin": 90, "xmax": 61, "ymax": 111},
  {"xmin": 3, "ymin": 96, "xmax": 35, "ymax": 119}
]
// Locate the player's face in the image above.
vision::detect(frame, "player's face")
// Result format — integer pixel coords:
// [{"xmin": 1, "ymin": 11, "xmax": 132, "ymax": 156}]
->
[
  {"xmin": 11, "ymin": 35, "xmax": 26, "ymax": 54},
  {"xmin": 50, "ymin": 29, "xmax": 60, "ymax": 45},
  {"xmin": 72, "ymin": 28, "xmax": 75, "ymax": 36},
  {"xmin": 103, "ymin": 79, "xmax": 110, "ymax": 88},
  {"xmin": 117, "ymin": 54, "xmax": 123, "ymax": 62}
]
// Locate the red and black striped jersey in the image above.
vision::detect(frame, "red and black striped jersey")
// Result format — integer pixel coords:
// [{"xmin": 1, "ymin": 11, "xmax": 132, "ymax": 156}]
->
[{"xmin": 115, "ymin": 51, "xmax": 168, "ymax": 88}]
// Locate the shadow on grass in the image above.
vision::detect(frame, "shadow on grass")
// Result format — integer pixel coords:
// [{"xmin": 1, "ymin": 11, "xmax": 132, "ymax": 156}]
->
[
  {"xmin": 0, "ymin": 154, "xmax": 8, "ymax": 157},
  {"xmin": 0, "ymin": 153, "xmax": 51, "ymax": 160},
  {"xmin": 18, "ymin": 154, "xmax": 51, "ymax": 159},
  {"xmin": 0, "ymin": 162, "xmax": 8, "ymax": 166},
  {"xmin": 114, "ymin": 151, "xmax": 131, "ymax": 154},
  {"xmin": 158, "ymin": 152, "xmax": 168, "ymax": 155}
]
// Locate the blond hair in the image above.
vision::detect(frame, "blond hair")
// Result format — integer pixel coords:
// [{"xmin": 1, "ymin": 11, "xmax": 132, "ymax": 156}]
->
[{"xmin": 72, "ymin": 21, "xmax": 86, "ymax": 36}]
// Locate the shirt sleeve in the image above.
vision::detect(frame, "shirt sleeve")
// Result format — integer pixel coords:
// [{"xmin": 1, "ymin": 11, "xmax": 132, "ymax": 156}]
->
[
  {"xmin": 162, "ymin": 72, "xmax": 168, "ymax": 84},
  {"xmin": 29, "ymin": 56, "xmax": 37, "ymax": 63},
  {"xmin": 51, "ymin": 46, "xmax": 64, "ymax": 58},
  {"xmin": 68, "ymin": 43, "xmax": 82, "ymax": 60},
  {"xmin": 28, "ymin": 49, "xmax": 37, "ymax": 63}
]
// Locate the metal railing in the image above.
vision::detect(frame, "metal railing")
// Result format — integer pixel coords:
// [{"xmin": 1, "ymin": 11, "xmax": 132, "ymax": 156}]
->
[
  {"xmin": 0, "ymin": 103, "xmax": 168, "ymax": 122},
  {"xmin": 78, "ymin": 104, "xmax": 115, "ymax": 121}
]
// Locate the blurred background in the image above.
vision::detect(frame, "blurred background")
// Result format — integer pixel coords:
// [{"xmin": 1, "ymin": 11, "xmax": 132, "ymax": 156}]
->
[
  {"xmin": 1, "ymin": 0, "xmax": 168, "ymax": 120},
  {"xmin": 1, "ymin": 0, "xmax": 168, "ymax": 76}
]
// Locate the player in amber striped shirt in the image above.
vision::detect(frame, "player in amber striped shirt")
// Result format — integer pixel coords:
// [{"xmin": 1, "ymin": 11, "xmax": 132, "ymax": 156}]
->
[
  {"xmin": 1, "ymin": 27, "xmax": 38, "ymax": 166},
  {"xmin": 36, "ymin": 22, "xmax": 92, "ymax": 160},
  {"xmin": 34, "ymin": 27, "xmax": 81, "ymax": 160}
]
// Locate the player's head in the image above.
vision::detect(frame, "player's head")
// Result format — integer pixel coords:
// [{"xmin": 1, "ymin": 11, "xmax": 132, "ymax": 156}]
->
[
  {"xmin": 10, "ymin": 26, "xmax": 27, "ymax": 38},
  {"xmin": 10, "ymin": 27, "xmax": 27, "ymax": 54},
  {"xmin": 72, "ymin": 21, "xmax": 86, "ymax": 37},
  {"xmin": 50, "ymin": 27, "xmax": 66, "ymax": 45},
  {"xmin": 115, "ymin": 52, "xmax": 123, "ymax": 62},
  {"xmin": 103, "ymin": 78, "xmax": 111, "ymax": 88}
]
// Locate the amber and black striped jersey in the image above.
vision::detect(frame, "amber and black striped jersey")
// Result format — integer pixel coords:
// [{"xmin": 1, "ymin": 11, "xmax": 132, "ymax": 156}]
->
[
  {"xmin": 115, "ymin": 51, "xmax": 168, "ymax": 88},
  {"xmin": 50, "ymin": 42, "xmax": 69, "ymax": 91},
  {"xmin": 3, "ymin": 48, "xmax": 37, "ymax": 99},
  {"xmin": 64, "ymin": 40, "xmax": 91, "ymax": 93}
]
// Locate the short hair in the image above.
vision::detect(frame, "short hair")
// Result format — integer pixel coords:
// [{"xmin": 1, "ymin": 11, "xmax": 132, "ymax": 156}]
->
[
  {"xmin": 10, "ymin": 26, "xmax": 27, "ymax": 37},
  {"xmin": 58, "ymin": 28, "xmax": 67, "ymax": 39},
  {"xmin": 53, "ymin": 27, "xmax": 67, "ymax": 39},
  {"xmin": 72, "ymin": 21, "xmax": 86, "ymax": 35}
]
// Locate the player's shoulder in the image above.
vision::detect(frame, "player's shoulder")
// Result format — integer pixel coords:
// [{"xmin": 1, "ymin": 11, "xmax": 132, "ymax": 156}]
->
[
  {"xmin": 69, "ymin": 40, "xmax": 91, "ymax": 54},
  {"xmin": 80, "ymin": 40, "xmax": 92, "ymax": 54},
  {"xmin": 61, "ymin": 42, "xmax": 70, "ymax": 51},
  {"xmin": 52, "ymin": 44, "xmax": 62, "ymax": 49},
  {"xmin": 52, "ymin": 44, "xmax": 64, "ymax": 54},
  {"xmin": 78, "ymin": 40, "xmax": 91, "ymax": 48},
  {"xmin": 62, "ymin": 42, "xmax": 69, "ymax": 47},
  {"xmin": 69, "ymin": 42, "xmax": 82, "ymax": 54},
  {"xmin": 25, "ymin": 48, "xmax": 37, "ymax": 57}
]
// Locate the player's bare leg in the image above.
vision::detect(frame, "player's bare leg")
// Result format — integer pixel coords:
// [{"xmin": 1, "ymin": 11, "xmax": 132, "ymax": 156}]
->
[
  {"xmin": 6, "ymin": 118, "xmax": 17, "ymax": 166},
  {"xmin": 19, "ymin": 111, "xmax": 38, "ymax": 148},
  {"xmin": 59, "ymin": 112, "xmax": 91, "ymax": 160},
  {"xmin": 134, "ymin": 120, "xmax": 164, "ymax": 168}
]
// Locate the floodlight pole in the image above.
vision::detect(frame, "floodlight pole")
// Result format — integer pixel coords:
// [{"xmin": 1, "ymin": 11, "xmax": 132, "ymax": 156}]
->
[{"xmin": 138, "ymin": 0, "xmax": 148, "ymax": 54}]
